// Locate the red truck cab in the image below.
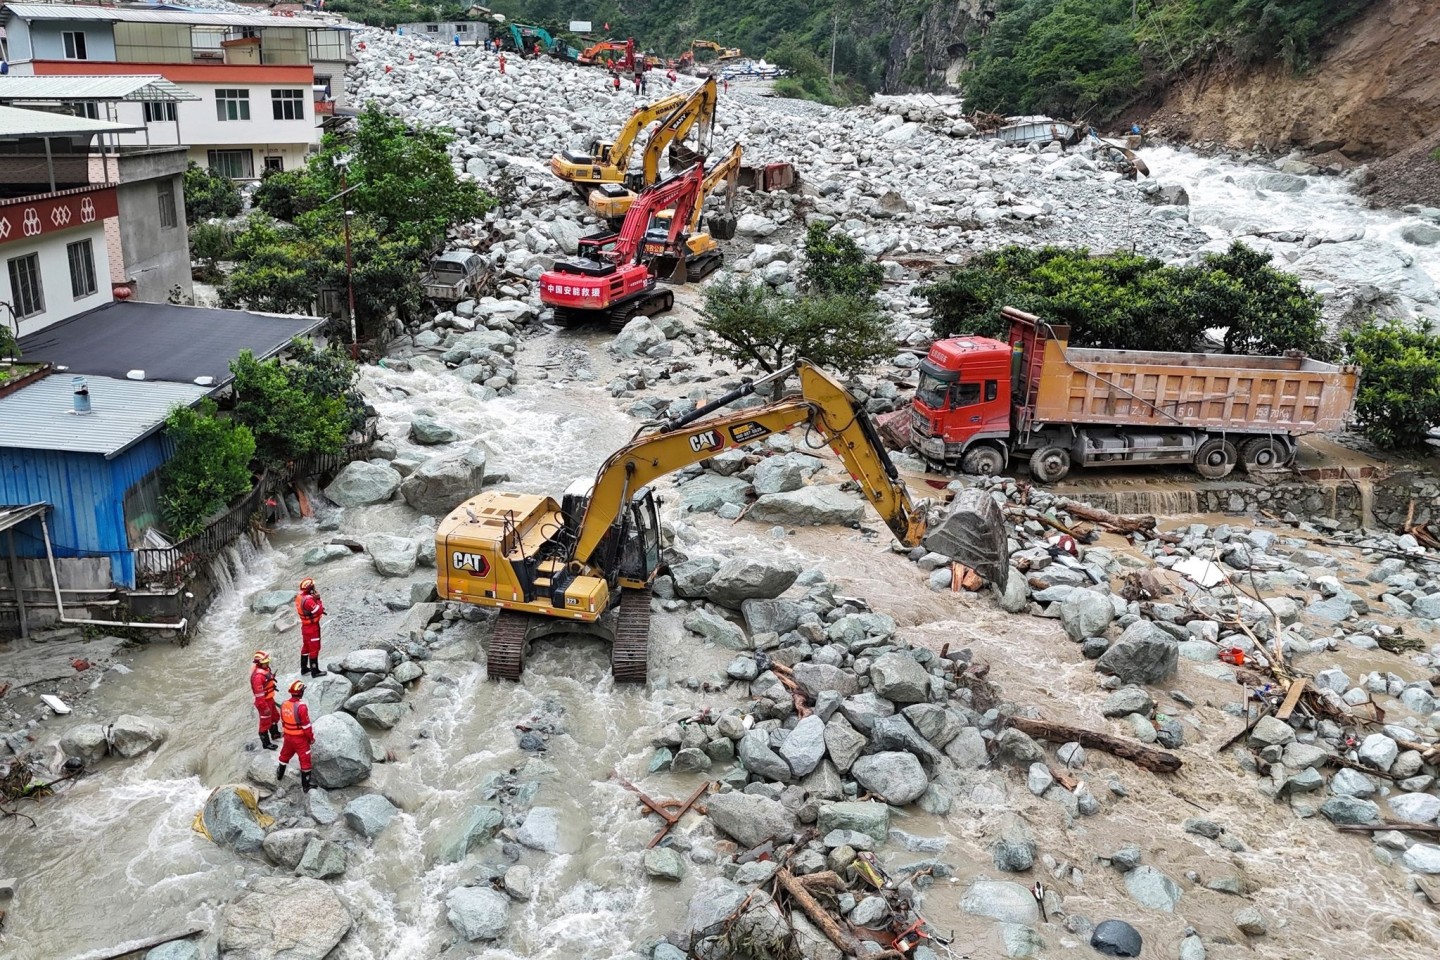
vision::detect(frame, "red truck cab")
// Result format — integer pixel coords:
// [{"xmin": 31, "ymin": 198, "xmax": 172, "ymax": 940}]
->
[{"xmin": 911, "ymin": 334, "xmax": 1016, "ymax": 475}]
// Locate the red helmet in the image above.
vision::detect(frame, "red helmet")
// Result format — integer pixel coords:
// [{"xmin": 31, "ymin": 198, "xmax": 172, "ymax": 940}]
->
[
  {"xmin": 253, "ymin": 650, "xmax": 270, "ymax": 665},
  {"xmin": 289, "ymin": 680, "xmax": 307, "ymax": 696},
  {"xmin": 298, "ymin": 578, "xmax": 315, "ymax": 593}
]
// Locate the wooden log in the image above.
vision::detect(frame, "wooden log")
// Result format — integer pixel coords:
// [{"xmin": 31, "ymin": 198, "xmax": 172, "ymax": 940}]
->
[
  {"xmin": 1054, "ymin": 498, "xmax": 1156, "ymax": 534},
  {"xmin": 1003, "ymin": 715, "xmax": 1182, "ymax": 773},
  {"xmin": 87, "ymin": 928, "xmax": 206, "ymax": 960},
  {"xmin": 776, "ymin": 868, "xmax": 860, "ymax": 956},
  {"xmin": 1336, "ymin": 823, "xmax": 1440, "ymax": 835}
]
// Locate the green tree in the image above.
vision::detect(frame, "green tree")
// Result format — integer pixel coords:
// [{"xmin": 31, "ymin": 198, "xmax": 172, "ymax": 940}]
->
[
  {"xmin": 229, "ymin": 350, "xmax": 353, "ymax": 465},
  {"xmin": 182, "ymin": 161, "xmax": 242, "ymax": 222},
  {"xmin": 1341, "ymin": 320, "xmax": 1440, "ymax": 451},
  {"xmin": 799, "ymin": 222, "xmax": 883, "ymax": 298},
  {"xmin": 700, "ymin": 277, "xmax": 894, "ymax": 376},
  {"xmin": 922, "ymin": 243, "xmax": 1328, "ymax": 357},
  {"xmin": 0, "ymin": 324, "xmax": 17, "ymax": 360},
  {"xmin": 159, "ymin": 400, "xmax": 257, "ymax": 539},
  {"xmin": 221, "ymin": 107, "xmax": 491, "ymax": 340},
  {"xmin": 284, "ymin": 338, "xmax": 368, "ymax": 436}
]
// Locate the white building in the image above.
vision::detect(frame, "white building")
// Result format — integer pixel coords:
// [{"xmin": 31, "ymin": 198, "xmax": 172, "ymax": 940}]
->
[
  {"xmin": 0, "ymin": 3, "xmax": 356, "ymax": 178},
  {"xmin": 0, "ymin": 106, "xmax": 137, "ymax": 338}
]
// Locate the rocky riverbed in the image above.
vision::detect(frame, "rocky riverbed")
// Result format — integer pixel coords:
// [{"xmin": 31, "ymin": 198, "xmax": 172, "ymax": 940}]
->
[{"xmin": 4, "ymin": 13, "xmax": 1440, "ymax": 960}]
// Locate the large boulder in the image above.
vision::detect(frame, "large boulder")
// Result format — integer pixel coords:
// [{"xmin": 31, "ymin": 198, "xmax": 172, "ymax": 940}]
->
[
  {"xmin": 400, "ymin": 445, "xmax": 489, "ymax": 515},
  {"xmin": 823, "ymin": 714, "xmax": 868, "ymax": 772},
  {"xmin": 684, "ymin": 608, "xmax": 749, "ymax": 649},
  {"xmin": 219, "ymin": 877, "xmax": 352, "ymax": 960},
  {"xmin": 850, "ymin": 752, "xmax": 928, "ymax": 804},
  {"xmin": 305, "ymin": 673, "xmax": 355, "ymax": 719},
  {"xmin": 1060, "ymin": 589, "xmax": 1115, "ymax": 641},
  {"xmin": 446, "ymin": 886, "xmax": 509, "ymax": 941},
  {"xmin": 548, "ymin": 218, "xmax": 583, "ymax": 255},
  {"xmin": 868, "ymin": 653, "xmax": 930, "ymax": 704},
  {"xmin": 145, "ymin": 942, "xmax": 203, "ymax": 960},
  {"xmin": 1125, "ymin": 865, "xmax": 1182, "ymax": 911},
  {"xmin": 688, "ymin": 877, "xmax": 749, "ymax": 936},
  {"xmin": 108, "ymin": 715, "xmax": 167, "ymax": 758},
  {"xmin": 753, "ymin": 457, "xmax": 805, "ymax": 495},
  {"xmin": 748, "ymin": 486, "xmax": 863, "ymax": 527},
  {"xmin": 610, "ymin": 317, "xmax": 666, "ymax": 358},
  {"xmin": 201, "ymin": 785, "xmax": 268, "ymax": 854},
  {"xmin": 310, "ymin": 712, "xmax": 373, "ymax": 789},
  {"xmin": 295, "ymin": 838, "xmax": 347, "ymax": 880},
  {"xmin": 779, "ymin": 715, "xmax": 827, "ymax": 777},
  {"xmin": 816, "ymin": 801, "xmax": 889, "ymax": 841},
  {"xmin": 1095, "ymin": 621, "xmax": 1179, "ymax": 685},
  {"xmin": 262, "ymin": 828, "xmax": 317, "ymax": 869},
  {"xmin": 343, "ymin": 794, "xmax": 399, "ymax": 839},
  {"xmin": 59, "ymin": 723, "xmax": 109, "ymax": 763},
  {"xmin": 323, "ymin": 461, "xmax": 401, "ymax": 507},
  {"xmin": 739, "ymin": 729, "xmax": 794, "ymax": 781},
  {"xmin": 670, "ymin": 556, "xmax": 720, "ymax": 597},
  {"xmin": 366, "ymin": 534, "xmax": 418, "ymax": 578},
  {"xmin": 960, "ymin": 880, "xmax": 1041, "ymax": 924},
  {"xmin": 410, "ymin": 415, "xmax": 461, "ymax": 445},
  {"xmin": 439, "ymin": 804, "xmax": 504, "ymax": 862},
  {"xmin": 705, "ymin": 791, "xmax": 798, "ymax": 848},
  {"xmin": 516, "ymin": 806, "xmax": 577, "ymax": 853},
  {"xmin": 705, "ymin": 558, "xmax": 799, "ymax": 608},
  {"xmin": 792, "ymin": 663, "xmax": 860, "ymax": 699}
]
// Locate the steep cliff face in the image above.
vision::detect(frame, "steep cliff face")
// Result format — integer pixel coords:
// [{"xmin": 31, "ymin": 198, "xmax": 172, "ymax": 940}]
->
[
  {"xmin": 1148, "ymin": 0, "xmax": 1440, "ymax": 158},
  {"xmin": 877, "ymin": 0, "xmax": 992, "ymax": 93}
]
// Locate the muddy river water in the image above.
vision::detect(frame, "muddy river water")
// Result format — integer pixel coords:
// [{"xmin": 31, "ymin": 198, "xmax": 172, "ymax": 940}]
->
[{"xmin": 5, "ymin": 146, "xmax": 1440, "ymax": 958}]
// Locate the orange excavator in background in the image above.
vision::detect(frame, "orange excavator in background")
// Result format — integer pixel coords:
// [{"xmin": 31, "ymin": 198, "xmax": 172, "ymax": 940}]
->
[
  {"xmin": 587, "ymin": 77, "xmax": 718, "ymax": 221},
  {"xmin": 578, "ymin": 37, "xmax": 636, "ymax": 69},
  {"xmin": 644, "ymin": 141, "xmax": 743, "ymax": 282},
  {"xmin": 539, "ymin": 162, "xmax": 707, "ymax": 328}
]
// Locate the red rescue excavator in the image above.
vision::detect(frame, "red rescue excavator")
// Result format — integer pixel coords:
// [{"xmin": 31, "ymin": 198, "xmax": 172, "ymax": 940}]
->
[{"xmin": 539, "ymin": 161, "xmax": 705, "ymax": 329}]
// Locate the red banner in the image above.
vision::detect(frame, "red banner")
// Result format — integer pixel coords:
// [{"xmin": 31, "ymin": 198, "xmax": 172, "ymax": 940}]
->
[{"xmin": 0, "ymin": 186, "xmax": 119, "ymax": 249}]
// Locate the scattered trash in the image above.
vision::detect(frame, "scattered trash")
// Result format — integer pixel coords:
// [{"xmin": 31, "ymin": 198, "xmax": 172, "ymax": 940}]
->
[{"xmin": 39, "ymin": 695, "xmax": 70, "ymax": 715}]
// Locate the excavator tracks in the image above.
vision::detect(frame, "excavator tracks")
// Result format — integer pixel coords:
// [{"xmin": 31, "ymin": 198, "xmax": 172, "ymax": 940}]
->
[
  {"xmin": 686, "ymin": 252, "xmax": 723, "ymax": 283},
  {"xmin": 606, "ymin": 290, "xmax": 674, "ymax": 330},
  {"xmin": 486, "ymin": 611, "xmax": 530, "ymax": 681},
  {"xmin": 610, "ymin": 588, "xmax": 653, "ymax": 682}
]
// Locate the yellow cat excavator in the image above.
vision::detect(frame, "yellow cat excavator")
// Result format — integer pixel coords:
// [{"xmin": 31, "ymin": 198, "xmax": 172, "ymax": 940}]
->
[
  {"xmin": 550, "ymin": 91, "xmax": 688, "ymax": 195},
  {"xmin": 435, "ymin": 362, "xmax": 1009, "ymax": 682},
  {"xmin": 645, "ymin": 140, "xmax": 743, "ymax": 281},
  {"xmin": 588, "ymin": 77, "xmax": 718, "ymax": 221}
]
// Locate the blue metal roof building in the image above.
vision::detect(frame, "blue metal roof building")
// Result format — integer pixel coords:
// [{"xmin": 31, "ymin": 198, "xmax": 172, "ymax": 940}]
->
[
  {"xmin": 0, "ymin": 375, "xmax": 207, "ymax": 587},
  {"xmin": 0, "ymin": 301, "xmax": 324, "ymax": 590}
]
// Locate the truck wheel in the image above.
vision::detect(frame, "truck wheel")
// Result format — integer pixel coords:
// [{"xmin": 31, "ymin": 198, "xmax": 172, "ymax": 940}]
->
[
  {"xmin": 960, "ymin": 446, "xmax": 1005, "ymax": 477},
  {"xmin": 1240, "ymin": 437, "xmax": 1289, "ymax": 473},
  {"xmin": 1029, "ymin": 446, "xmax": 1071, "ymax": 483},
  {"xmin": 1193, "ymin": 438, "xmax": 1238, "ymax": 479}
]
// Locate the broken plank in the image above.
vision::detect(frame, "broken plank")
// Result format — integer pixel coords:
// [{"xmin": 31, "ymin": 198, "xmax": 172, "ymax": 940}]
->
[
  {"xmin": 776, "ymin": 868, "xmax": 862, "ymax": 956},
  {"xmin": 1335, "ymin": 823, "xmax": 1440, "ymax": 835},
  {"xmin": 1003, "ymin": 714, "xmax": 1182, "ymax": 773},
  {"xmin": 1275, "ymin": 678, "xmax": 1308, "ymax": 721}
]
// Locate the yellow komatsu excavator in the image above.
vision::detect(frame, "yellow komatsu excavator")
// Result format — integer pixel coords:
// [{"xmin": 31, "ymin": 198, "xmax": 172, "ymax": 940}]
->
[
  {"xmin": 645, "ymin": 141, "xmax": 743, "ymax": 282},
  {"xmin": 550, "ymin": 91, "xmax": 688, "ymax": 195},
  {"xmin": 436, "ymin": 362, "xmax": 1007, "ymax": 682},
  {"xmin": 588, "ymin": 78, "xmax": 718, "ymax": 221},
  {"xmin": 692, "ymin": 39, "xmax": 743, "ymax": 61}
]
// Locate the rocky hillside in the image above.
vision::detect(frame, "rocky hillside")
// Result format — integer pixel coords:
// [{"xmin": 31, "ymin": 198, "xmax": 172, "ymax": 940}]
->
[{"xmin": 1148, "ymin": 0, "xmax": 1440, "ymax": 159}]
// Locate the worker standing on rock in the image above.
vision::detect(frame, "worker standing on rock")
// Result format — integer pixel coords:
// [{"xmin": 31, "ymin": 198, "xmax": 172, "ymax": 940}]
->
[
  {"xmin": 250, "ymin": 651, "xmax": 280, "ymax": 751},
  {"xmin": 276, "ymin": 680, "xmax": 315, "ymax": 793},
  {"xmin": 295, "ymin": 577, "xmax": 325, "ymax": 678},
  {"xmin": 499, "ymin": 53, "xmax": 507, "ymax": 75}
]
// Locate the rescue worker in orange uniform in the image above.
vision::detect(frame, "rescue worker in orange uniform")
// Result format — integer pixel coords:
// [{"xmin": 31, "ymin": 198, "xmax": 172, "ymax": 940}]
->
[
  {"xmin": 250, "ymin": 650, "xmax": 280, "ymax": 750},
  {"xmin": 296, "ymin": 577, "xmax": 325, "ymax": 678},
  {"xmin": 276, "ymin": 680, "xmax": 315, "ymax": 792}
]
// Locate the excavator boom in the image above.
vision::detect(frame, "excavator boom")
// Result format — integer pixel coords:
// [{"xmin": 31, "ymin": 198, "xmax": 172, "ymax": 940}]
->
[
  {"xmin": 568, "ymin": 361, "xmax": 928, "ymax": 571},
  {"xmin": 642, "ymin": 78, "xmax": 716, "ymax": 186},
  {"xmin": 550, "ymin": 91, "xmax": 687, "ymax": 188}
]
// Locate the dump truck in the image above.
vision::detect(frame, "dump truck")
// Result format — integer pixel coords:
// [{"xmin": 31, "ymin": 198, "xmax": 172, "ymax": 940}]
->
[{"xmin": 911, "ymin": 306, "xmax": 1360, "ymax": 482}]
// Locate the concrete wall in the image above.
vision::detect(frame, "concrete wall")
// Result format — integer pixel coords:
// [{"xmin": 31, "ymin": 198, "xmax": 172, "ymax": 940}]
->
[
  {"xmin": 116, "ymin": 173, "xmax": 192, "ymax": 302},
  {"xmin": 28, "ymin": 22, "xmax": 118, "ymax": 62},
  {"xmin": 0, "ymin": 224, "xmax": 113, "ymax": 337}
]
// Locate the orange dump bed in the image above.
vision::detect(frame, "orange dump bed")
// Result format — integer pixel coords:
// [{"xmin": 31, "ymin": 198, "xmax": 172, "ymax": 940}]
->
[{"xmin": 1029, "ymin": 335, "xmax": 1358, "ymax": 435}]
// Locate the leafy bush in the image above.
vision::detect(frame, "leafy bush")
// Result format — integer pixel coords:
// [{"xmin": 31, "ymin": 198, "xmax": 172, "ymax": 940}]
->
[
  {"xmin": 183, "ymin": 161, "xmax": 242, "ymax": 222},
  {"xmin": 922, "ymin": 242, "xmax": 1327, "ymax": 357},
  {"xmin": 700, "ymin": 277, "xmax": 894, "ymax": 376},
  {"xmin": 800, "ymin": 222, "xmax": 883, "ymax": 298},
  {"xmin": 160, "ymin": 400, "xmax": 257, "ymax": 539},
  {"xmin": 0, "ymin": 324, "xmax": 17, "ymax": 360},
  {"xmin": 229, "ymin": 343, "xmax": 359, "ymax": 465},
  {"xmin": 1340, "ymin": 320, "xmax": 1440, "ymax": 451}
]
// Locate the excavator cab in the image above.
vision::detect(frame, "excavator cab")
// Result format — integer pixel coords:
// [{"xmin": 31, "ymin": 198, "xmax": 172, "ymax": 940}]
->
[{"xmin": 560, "ymin": 480, "xmax": 661, "ymax": 589}]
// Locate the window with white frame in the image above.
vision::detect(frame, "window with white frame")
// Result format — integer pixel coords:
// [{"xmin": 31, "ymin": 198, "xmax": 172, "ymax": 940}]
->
[
  {"xmin": 215, "ymin": 88, "xmax": 251, "ymax": 121},
  {"xmin": 7, "ymin": 253, "xmax": 44, "ymax": 318},
  {"xmin": 65, "ymin": 100, "xmax": 99, "ymax": 120},
  {"xmin": 207, "ymin": 149, "xmax": 254, "ymax": 179},
  {"xmin": 143, "ymin": 100, "xmax": 178, "ymax": 123},
  {"xmin": 271, "ymin": 89, "xmax": 305, "ymax": 121},
  {"xmin": 62, "ymin": 31, "xmax": 89, "ymax": 60},
  {"xmin": 157, "ymin": 180, "xmax": 178, "ymax": 229},
  {"xmin": 67, "ymin": 239, "xmax": 97, "ymax": 300}
]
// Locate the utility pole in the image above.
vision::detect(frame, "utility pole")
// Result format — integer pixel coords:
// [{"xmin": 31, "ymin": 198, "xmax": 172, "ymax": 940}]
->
[
  {"xmin": 332, "ymin": 154, "xmax": 359, "ymax": 359},
  {"xmin": 829, "ymin": 11, "xmax": 839, "ymax": 81}
]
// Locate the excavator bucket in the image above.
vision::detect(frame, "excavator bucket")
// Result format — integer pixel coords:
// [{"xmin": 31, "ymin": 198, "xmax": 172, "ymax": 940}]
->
[{"xmin": 924, "ymin": 487, "xmax": 1010, "ymax": 588}]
